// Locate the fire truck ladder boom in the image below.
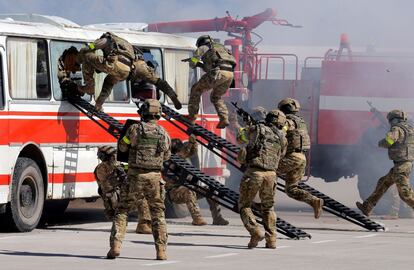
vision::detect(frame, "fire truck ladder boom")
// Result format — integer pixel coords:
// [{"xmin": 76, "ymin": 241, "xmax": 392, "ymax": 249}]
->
[
  {"xmin": 66, "ymin": 95, "xmax": 310, "ymax": 239},
  {"xmin": 160, "ymin": 105, "xmax": 385, "ymax": 232}
]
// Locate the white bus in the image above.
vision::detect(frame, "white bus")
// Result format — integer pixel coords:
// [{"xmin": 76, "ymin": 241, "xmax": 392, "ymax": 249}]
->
[{"xmin": 0, "ymin": 14, "xmax": 225, "ymax": 232}]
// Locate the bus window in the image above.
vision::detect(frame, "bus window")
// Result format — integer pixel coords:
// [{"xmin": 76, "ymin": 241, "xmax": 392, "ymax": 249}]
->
[
  {"xmin": 50, "ymin": 40, "xmax": 85, "ymax": 100},
  {"xmin": 0, "ymin": 53, "xmax": 3, "ymax": 109},
  {"xmin": 7, "ymin": 38, "xmax": 50, "ymax": 99},
  {"xmin": 139, "ymin": 48, "xmax": 163, "ymax": 79},
  {"xmin": 164, "ymin": 49, "xmax": 197, "ymax": 105}
]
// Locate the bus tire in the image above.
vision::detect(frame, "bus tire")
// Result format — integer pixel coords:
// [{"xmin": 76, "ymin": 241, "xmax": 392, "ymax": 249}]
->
[{"xmin": 8, "ymin": 157, "xmax": 45, "ymax": 232}]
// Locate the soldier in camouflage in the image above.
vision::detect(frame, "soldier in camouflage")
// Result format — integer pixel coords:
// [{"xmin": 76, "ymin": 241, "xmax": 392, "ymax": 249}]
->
[
  {"xmin": 238, "ymin": 109, "xmax": 287, "ymax": 249},
  {"xmin": 57, "ymin": 46, "xmax": 82, "ymax": 95},
  {"xmin": 76, "ymin": 32, "xmax": 181, "ymax": 111},
  {"xmin": 357, "ymin": 109, "xmax": 414, "ymax": 216},
  {"xmin": 277, "ymin": 98, "xmax": 324, "ymax": 219},
  {"xmin": 166, "ymin": 135, "xmax": 229, "ymax": 225},
  {"xmin": 94, "ymin": 145, "xmax": 122, "ymax": 220},
  {"xmin": 187, "ymin": 35, "xmax": 236, "ymax": 129},
  {"xmin": 94, "ymin": 146, "xmax": 153, "ymax": 232},
  {"xmin": 107, "ymin": 99, "xmax": 171, "ymax": 260}
]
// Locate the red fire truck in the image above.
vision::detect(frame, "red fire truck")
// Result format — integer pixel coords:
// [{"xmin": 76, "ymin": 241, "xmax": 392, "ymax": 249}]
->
[{"xmin": 148, "ymin": 8, "xmax": 414, "ymax": 215}]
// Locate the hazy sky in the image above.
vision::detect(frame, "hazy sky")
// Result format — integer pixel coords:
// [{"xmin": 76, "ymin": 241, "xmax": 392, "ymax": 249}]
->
[{"xmin": 0, "ymin": 0, "xmax": 413, "ymax": 49}]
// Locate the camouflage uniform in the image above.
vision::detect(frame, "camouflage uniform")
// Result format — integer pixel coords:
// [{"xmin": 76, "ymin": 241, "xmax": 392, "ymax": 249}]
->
[
  {"xmin": 277, "ymin": 115, "xmax": 321, "ymax": 214},
  {"xmin": 109, "ymin": 100, "xmax": 171, "ymax": 260},
  {"xmin": 238, "ymin": 121, "xmax": 286, "ymax": 248},
  {"xmin": 130, "ymin": 59, "xmax": 182, "ymax": 109},
  {"xmin": 188, "ymin": 37, "xmax": 236, "ymax": 128},
  {"xmin": 357, "ymin": 115, "xmax": 414, "ymax": 216},
  {"xmin": 94, "ymin": 160, "xmax": 122, "ymax": 220},
  {"xmin": 76, "ymin": 32, "xmax": 134, "ymax": 109},
  {"xmin": 166, "ymin": 136, "xmax": 228, "ymax": 225}
]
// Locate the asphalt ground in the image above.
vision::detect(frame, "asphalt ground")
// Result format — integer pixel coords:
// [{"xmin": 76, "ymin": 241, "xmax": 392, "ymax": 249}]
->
[{"xmin": 1, "ymin": 201, "xmax": 413, "ymax": 270}]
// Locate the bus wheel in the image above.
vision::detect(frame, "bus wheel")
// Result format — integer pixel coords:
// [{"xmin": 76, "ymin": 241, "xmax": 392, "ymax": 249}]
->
[{"xmin": 8, "ymin": 157, "xmax": 45, "ymax": 232}]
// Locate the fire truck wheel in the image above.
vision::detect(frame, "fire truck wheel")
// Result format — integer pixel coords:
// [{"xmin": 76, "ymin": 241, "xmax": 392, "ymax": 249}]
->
[
  {"xmin": 8, "ymin": 157, "xmax": 45, "ymax": 232},
  {"xmin": 164, "ymin": 197, "xmax": 189, "ymax": 218}
]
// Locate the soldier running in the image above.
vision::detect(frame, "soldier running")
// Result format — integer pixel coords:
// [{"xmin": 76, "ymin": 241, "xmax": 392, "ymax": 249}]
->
[
  {"xmin": 186, "ymin": 35, "xmax": 236, "ymax": 129},
  {"xmin": 277, "ymin": 98, "xmax": 324, "ymax": 219},
  {"xmin": 237, "ymin": 109, "xmax": 287, "ymax": 249},
  {"xmin": 107, "ymin": 99, "xmax": 171, "ymax": 260},
  {"xmin": 356, "ymin": 109, "xmax": 414, "ymax": 216}
]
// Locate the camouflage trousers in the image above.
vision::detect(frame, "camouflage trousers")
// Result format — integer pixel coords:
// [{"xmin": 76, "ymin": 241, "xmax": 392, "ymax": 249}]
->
[
  {"xmin": 363, "ymin": 161, "xmax": 414, "ymax": 212},
  {"xmin": 168, "ymin": 186, "xmax": 202, "ymax": 219},
  {"xmin": 136, "ymin": 197, "xmax": 152, "ymax": 224},
  {"xmin": 388, "ymin": 184, "xmax": 414, "ymax": 217},
  {"xmin": 77, "ymin": 50, "xmax": 130, "ymax": 102},
  {"xmin": 110, "ymin": 168, "xmax": 167, "ymax": 250},
  {"xmin": 277, "ymin": 152, "xmax": 317, "ymax": 206},
  {"xmin": 188, "ymin": 70, "xmax": 233, "ymax": 121},
  {"xmin": 239, "ymin": 167, "xmax": 277, "ymax": 243}
]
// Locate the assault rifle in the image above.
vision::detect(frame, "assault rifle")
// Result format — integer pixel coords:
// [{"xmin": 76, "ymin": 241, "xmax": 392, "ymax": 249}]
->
[
  {"xmin": 367, "ymin": 101, "xmax": 389, "ymax": 129},
  {"xmin": 181, "ymin": 57, "xmax": 192, "ymax": 62},
  {"xmin": 231, "ymin": 102, "xmax": 256, "ymax": 125}
]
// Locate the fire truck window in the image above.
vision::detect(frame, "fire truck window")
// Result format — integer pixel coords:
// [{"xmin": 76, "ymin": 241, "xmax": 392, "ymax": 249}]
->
[
  {"xmin": 7, "ymin": 38, "xmax": 50, "ymax": 99},
  {"xmin": 49, "ymin": 41, "xmax": 88, "ymax": 101},
  {"xmin": 0, "ymin": 53, "xmax": 4, "ymax": 110},
  {"xmin": 164, "ymin": 49, "xmax": 196, "ymax": 105}
]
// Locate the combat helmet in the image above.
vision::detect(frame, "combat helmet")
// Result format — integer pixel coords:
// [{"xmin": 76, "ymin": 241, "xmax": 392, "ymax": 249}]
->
[
  {"xmin": 387, "ymin": 109, "xmax": 407, "ymax": 122},
  {"xmin": 196, "ymin": 35, "xmax": 212, "ymax": 47},
  {"xmin": 251, "ymin": 106, "xmax": 267, "ymax": 122},
  {"xmin": 265, "ymin": 109, "xmax": 287, "ymax": 128},
  {"xmin": 138, "ymin": 99, "xmax": 162, "ymax": 120},
  {"xmin": 278, "ymin": 98, "xmax": 301, "ymax": 113},
  {"xmin": 97, "ymin": 145, "xmax": 116, "ymax": 161}
]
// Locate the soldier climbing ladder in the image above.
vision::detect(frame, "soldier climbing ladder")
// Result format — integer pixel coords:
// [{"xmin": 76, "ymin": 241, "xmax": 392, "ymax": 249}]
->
[
  {"xmin": 66, "ymin": 94, "xmax": 311, "ymax": 239},
  {"xmin": 160, "ymin": 104, "xmax": 385, "ymax": 232}
]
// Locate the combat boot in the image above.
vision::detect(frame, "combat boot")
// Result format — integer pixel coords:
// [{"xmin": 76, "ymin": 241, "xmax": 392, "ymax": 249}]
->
[
  {"xmin": 192, "ymin": 217, "xmax": 207, "ymax": 226},
  {"xmin": 356, "ymin": 201, "xmax": 371, "ymax": 216},
  {"xmin": 247, "ymin": 228, "xmax": 264, "ymax": 249},
  {"xmin": 216, "ymin": 118, "xmax": 229, "ymax": 129},
  {"xmin": 312, "ymin": 198, "xmax": 324, "ymax": 219},
  {"xmin": 212, "ymin": 216, "xmax": 229, "ymax": 226},
  {"xmin": 265, "ymin": 241, "xmax": 276, "ymax": 249},
  {"xmin": 156, "ymin": 245, "xmax": 167, "ymax": 260},
  {"xmin": 136, "ymin": 221, "xmax": 152, "ymax": 234},
  {"xmin": 106, "ymin": 241, "xmax": 121, "ymax": 259}
]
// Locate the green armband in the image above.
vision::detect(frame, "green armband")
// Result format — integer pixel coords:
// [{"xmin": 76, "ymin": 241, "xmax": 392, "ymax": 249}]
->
[{"xmin": 122, "ymin": 136, "xmax": 131, "ymax": 145}]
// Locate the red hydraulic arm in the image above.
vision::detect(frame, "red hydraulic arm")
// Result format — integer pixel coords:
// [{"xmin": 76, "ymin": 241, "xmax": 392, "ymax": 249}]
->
[{"xmin": 147, "ymin": 8, "xmax": 298, "ymax": 87}]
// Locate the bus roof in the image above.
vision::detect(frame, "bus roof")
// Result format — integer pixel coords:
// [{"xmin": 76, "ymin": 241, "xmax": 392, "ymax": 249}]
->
[{"xmin": 0, "ymin": 14, "xmax": 195, "ymax": 50}]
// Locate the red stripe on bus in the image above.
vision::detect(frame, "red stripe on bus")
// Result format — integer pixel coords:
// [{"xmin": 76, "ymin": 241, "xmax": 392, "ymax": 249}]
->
[
  {"xmin": 50, "ymin": 172, "xmax": 96, "ymax": 184},
  {"xmin": 0, "ymin": 175, "xmax": 10, "ymax": 185}
]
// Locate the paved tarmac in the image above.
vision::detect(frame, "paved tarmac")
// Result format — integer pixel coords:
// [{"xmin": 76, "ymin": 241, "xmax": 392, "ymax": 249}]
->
[{"xmin": 1, "ymin": 202, "xmax": 413, "ymax": 270}]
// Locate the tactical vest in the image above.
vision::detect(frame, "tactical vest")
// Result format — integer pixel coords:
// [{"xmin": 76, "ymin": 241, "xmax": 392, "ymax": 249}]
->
[
  {"xmin": 101, "ymin": 32, "xmax": 136, "ymax": 62},
  {"xmin": 286, "ymin": 114, "xmax": 311, "ymax": 153},
  {"xmin": 202, "ymin": 43, "xmax": 236, "ymax": 72},
  {"xmin": 388, "ymin": 122, "xmax": 414, "ymax": 162},
  {"xmin": 129, "ymin": 122, "xmax": 168, "ymax": 170},
  {"xmin": 246, "ymin": 123, "xmax": 284, "ymax": 171}
]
